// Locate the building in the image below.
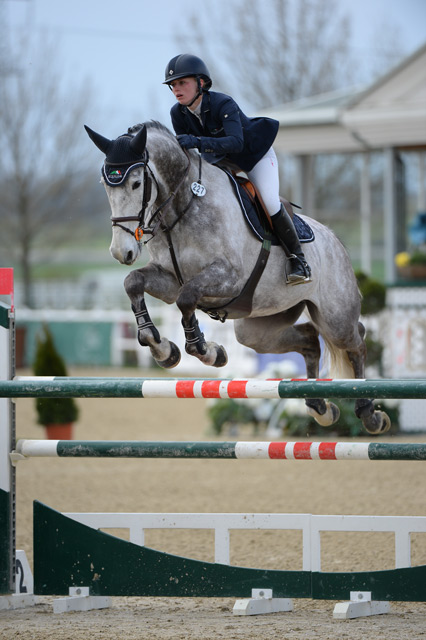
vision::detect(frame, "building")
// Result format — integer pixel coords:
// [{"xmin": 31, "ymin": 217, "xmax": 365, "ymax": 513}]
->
[{"xmin": 261, "ymin": 43, "xmax": 426, "ymax": 282}]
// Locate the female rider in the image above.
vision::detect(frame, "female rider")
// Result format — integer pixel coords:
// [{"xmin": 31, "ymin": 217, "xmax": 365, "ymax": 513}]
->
[{"xmin": 164, "ymin": 53, "xmax": 311, "ymax": 285}]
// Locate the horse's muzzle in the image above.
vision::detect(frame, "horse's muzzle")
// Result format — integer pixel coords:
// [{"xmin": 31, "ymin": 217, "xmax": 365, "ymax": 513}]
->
[{"xmin": 110, "ymin": 243, "xmax": 139, "ymax": 266}]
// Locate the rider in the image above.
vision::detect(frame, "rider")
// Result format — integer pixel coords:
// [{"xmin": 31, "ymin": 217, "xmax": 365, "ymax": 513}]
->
[{"xmin": 164, "ymin": 53, "xmax": 311, "ymax": 285}]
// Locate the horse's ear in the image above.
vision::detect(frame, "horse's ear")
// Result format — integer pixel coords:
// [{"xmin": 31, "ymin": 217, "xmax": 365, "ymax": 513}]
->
[
  {"xmin": 130, "ymin": 125, "xmax": 147, "ymax": 157},
  {"xmin": 84, "ymin": 125, "xmax": 112, "ymax": 155}
]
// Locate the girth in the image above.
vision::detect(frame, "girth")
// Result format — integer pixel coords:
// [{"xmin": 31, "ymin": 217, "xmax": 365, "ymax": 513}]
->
[{"xmin": 197, "ymin": 234, "xmax": 272, "ymax": 322}]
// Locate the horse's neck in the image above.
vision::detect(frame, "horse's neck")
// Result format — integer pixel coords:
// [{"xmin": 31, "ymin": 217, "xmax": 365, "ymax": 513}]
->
[{"xmin": 150, "ymin": 151, "xmax": 200, "ymax": 225}]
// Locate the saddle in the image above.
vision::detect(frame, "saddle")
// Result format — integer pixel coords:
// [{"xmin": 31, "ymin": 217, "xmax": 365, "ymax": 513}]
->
[{"xmin": 224, "ymin": 170, "xmax": 315, "ymax": 245}]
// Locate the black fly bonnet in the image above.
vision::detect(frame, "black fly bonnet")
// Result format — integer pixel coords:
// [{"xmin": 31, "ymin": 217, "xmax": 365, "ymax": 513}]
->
[
  {"xmin": 84, "ymin": 124, "xmax": 149, "ymax": 187},
  {"xmin": 84, "ymin": 124, "xmax": 153, "ymax": 239}
]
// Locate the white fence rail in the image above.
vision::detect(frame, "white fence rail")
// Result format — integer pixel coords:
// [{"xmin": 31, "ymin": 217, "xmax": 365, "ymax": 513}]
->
[{"xmin": 64, "ymin": 512, "xmax": 426, "ymax": 571}]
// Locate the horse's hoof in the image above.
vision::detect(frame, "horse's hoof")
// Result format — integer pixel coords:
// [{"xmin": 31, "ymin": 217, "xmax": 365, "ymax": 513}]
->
[
  {"xmin": 307, "ymin": 401, "xmax": 340, "ymax": 427},
  {"xmin": 363, "ymin": 411, "xmax": 391, "ymax": 435},
  {"xmin": 212, "ymin": 345, "xmax": 228, "ymax": 368},
  {"xmin": 157, "ymin": 342, "xmax": 181, "ymax": 369}
]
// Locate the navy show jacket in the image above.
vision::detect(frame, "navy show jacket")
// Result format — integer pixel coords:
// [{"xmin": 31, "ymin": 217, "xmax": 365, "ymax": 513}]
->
[{"xmin": 170, "ymin": 91, "xmax": 279, "ymax": 172}]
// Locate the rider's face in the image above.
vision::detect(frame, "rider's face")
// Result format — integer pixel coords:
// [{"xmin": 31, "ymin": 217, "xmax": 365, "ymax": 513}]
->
[{"xmin": 170, "ymin": 76, "xmax": 202, "ymax": 107}]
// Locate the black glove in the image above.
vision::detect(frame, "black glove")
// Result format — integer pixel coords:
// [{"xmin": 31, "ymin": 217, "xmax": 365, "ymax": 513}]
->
[{"xmin": 177, "ymin": 134, "xmax": 200, "ymax": 150}]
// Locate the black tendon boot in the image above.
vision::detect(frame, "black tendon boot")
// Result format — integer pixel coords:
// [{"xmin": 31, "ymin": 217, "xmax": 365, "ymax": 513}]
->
[{"xmin": 271, "ymin": 204, "xmax": 312, "ymax": 285}]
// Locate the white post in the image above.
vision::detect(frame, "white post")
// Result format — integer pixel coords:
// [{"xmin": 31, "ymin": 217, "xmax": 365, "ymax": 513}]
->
[
  {"xmin": 0, "ymin": 270, "xmax": 36, "ymax": 610},
  {"xmin": 418, "ymin": 152, "xmax": 426, "ymax": 212},
  {"xmin": 293, "ymin": 154, "xmax": 315, "ymax": 213},
  {"xmin": 360, "ymin": 152, "xmax": 372, "ymax": 274},
  {"xmin": 383, "ymin": 148, "xmax": 398, "ymax": 282}
]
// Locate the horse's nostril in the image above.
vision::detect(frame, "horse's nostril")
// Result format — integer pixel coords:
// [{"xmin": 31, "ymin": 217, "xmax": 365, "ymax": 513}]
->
[{"xmin": 126, "ymin": 251, "xmax": 133, "ymax": 264}]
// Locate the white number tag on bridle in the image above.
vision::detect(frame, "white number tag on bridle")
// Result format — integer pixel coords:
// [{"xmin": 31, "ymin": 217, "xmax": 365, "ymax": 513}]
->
[{"xmin": 191, "ymin": 182, "xmax": 206, "ymax": 197}]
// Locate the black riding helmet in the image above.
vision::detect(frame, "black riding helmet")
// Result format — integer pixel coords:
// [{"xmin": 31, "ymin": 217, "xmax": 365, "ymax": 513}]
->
[{"xmin": 163, "ymin": 54, "xmax": 212, "ymax": 89}]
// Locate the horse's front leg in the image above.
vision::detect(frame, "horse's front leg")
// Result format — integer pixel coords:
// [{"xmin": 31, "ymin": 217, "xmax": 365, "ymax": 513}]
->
[
  {"xmin": 176, "ymin": 260, "xmax": 241, "ymax": 367},
  {"xmin": 124, "ymin": 266, "xmax": 181, "ymax": 369}
]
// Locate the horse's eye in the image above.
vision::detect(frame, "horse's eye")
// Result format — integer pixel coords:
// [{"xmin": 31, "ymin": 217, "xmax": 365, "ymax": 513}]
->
[{"xmin": 132, "ymin": 181, "xmax": 141, "ymax": 190}]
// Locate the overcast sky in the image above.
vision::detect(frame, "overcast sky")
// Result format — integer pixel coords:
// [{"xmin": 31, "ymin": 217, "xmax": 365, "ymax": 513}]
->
[{"xmin": 5, "ymin": 0, "xmax": 426, "ymax": 136}]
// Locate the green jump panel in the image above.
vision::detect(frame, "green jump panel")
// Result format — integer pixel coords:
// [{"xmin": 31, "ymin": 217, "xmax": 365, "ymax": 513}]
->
[
  {"xmin": 33, "ymin": 501, "xmax": 310, "ymax": 598},
  {"xmin": 33, "ymin": 501, "xmax": 426, "ymax": 601},
  {"xmin": 312, "ymin": 565, "xmax": 426, "ymax": 602},
  {"xmin": 0, "ymin": 488, "xmax": 12, "ymax": 594},
  {"xmin": 0, "ymin": 304, "xmax": 10, "ymax": 330}
]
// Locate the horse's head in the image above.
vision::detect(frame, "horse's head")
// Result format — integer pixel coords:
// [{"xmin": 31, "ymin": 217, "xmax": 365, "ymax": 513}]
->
[{"xmin": 85, "ymin": 124, "xmax": 154, "ymax": 265}]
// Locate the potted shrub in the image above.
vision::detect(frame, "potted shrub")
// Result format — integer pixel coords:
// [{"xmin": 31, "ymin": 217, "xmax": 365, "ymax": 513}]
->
[{"xmin": 33, "ymin": 324, "xmax": 79, "ymax": 439}]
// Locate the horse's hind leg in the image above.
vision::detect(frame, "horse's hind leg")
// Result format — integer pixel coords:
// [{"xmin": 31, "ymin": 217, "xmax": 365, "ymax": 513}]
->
[
  {"xmin": 234, "ymin": 310, "xmax": 340, "ymax": 427},
  {"xmin": 307, "ymin": 297, "xmax": 391, "ymax": 435},
  {"xmin": 348, "ymin": 322, "xmax": 391, "ymax": 435},
  {"xmin": 284, "ymin": 323, "xmax": 340, "ymax": 427}
]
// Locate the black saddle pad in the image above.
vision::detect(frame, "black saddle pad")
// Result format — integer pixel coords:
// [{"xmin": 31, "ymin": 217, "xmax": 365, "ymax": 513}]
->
[{"xmin": 225, "ymin": 171, "xmax": 315, "ymax": 245}]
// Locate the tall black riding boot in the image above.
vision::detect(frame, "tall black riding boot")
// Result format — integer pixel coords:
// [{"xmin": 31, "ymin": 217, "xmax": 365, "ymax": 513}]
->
[{"xmin": 271, "ymin": 204, "xmax": 312, "ymax": 285}]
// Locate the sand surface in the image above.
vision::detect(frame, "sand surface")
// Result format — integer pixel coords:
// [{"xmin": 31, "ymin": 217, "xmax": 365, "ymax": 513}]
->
[{"xmin": 1, "ymin": 367, "xmax": 426, "ymax": 639}]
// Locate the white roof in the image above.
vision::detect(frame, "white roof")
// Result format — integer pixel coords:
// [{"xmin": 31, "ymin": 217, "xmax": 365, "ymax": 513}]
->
[{"xmin": 262, "ymin": 43, "xmax": 426, "ymax": 154}]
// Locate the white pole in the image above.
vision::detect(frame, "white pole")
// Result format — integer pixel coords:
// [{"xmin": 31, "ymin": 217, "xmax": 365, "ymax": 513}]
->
[
  {"xmin": 418, "ymin": 152, "xmax": 426, "ymax": 212},
  {"xmin": 360, "ymin": 152, "xmax": 372, "ymax": 274}
]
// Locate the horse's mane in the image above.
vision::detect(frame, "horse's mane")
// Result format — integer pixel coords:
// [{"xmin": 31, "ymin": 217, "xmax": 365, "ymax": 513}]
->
[{"xmin": 128, "ymin": 121, "xmax": 176, "ymax": 142}]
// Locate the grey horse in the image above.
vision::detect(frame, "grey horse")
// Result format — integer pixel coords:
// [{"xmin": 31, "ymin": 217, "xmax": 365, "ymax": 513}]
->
[{"xmin": 85, "ymin": 121, "xmax": 390, "ymax": 435}]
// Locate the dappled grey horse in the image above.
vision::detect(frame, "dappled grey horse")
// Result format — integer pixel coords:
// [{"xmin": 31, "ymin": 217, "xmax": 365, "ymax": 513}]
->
[{"xmin": 85, "ymin": 121, "xmax": 390, "ymax": 435}]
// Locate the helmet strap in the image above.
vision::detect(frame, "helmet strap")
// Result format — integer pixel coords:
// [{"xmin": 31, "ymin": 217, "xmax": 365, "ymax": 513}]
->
[{"xmin": 186, "ymin": 91, "xmax": 201, "ymax": 108}]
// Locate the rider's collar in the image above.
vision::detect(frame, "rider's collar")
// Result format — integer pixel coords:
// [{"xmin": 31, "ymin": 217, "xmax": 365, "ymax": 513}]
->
[{"xmin": 102, "ymin": 160, "xmax": 146, "ymax": 187}]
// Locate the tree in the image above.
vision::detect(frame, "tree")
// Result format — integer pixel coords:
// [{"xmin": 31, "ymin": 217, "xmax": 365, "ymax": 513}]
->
[
  {"xmin": 178, "ymin": 0, "xmax": 353, "ymax": 111},
  {"xmin": 0, "ymin": 32, "xmax": 104, "ymax": 307},
  {"xmin": 178, "ymin": 0, "xmax": 406, "ymax": 110}
]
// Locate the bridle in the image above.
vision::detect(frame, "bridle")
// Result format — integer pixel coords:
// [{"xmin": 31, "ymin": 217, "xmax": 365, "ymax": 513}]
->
[
  {"xmin": 108, "ymin": 149, "xmax": 155, "ymax": 241},
  {"xmin": 108, "ymin": 148, "xmax": 204, "ymax": 286}
]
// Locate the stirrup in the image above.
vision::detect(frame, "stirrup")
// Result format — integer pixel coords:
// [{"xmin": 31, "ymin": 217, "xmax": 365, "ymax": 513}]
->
[{"xmin": 285, "ymin": 255, "xmax": 312, "ymax": 286}]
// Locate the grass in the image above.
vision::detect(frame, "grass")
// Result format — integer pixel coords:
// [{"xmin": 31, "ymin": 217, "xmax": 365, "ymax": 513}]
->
[{"xmin": 31, "ymin": 261, "xmax": 125, "ymax": 280}]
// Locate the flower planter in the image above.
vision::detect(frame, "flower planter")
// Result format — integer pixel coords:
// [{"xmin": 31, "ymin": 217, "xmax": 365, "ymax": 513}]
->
[
  {"xmin": 398, "ymin": 265, "xmax": 426, "ymax": 280},
  {"xmin": 45, "ymin": 423, "xmax": 73, "ymax": 440}
]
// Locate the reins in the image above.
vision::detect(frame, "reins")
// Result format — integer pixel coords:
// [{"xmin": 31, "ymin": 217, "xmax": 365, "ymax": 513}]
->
[{"xmin": 160, "ymin": 152, "xmax": 203, "ymax": 286}]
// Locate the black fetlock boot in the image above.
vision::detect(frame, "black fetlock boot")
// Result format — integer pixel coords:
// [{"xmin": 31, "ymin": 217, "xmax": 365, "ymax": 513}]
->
[{"xmin": 271, "ymin": 204, "xmax": 312, "ymax": 285}]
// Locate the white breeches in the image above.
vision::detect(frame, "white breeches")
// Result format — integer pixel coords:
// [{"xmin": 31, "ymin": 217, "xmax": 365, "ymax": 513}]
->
[{"xmin": 247, "ymin": 147, "xmax": 281, "ymax": 217}]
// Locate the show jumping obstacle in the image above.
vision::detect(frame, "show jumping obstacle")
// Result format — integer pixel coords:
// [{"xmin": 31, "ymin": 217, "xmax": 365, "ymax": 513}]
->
[{"xmin": 1, "ymin": 268, "xmax": 426, "ymax": 619}]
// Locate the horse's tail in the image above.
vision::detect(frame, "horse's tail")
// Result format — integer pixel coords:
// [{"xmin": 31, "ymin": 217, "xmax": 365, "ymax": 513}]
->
[{"xmin": 321, "ymin": 337, "xmax": 354, "ymax": 379}]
